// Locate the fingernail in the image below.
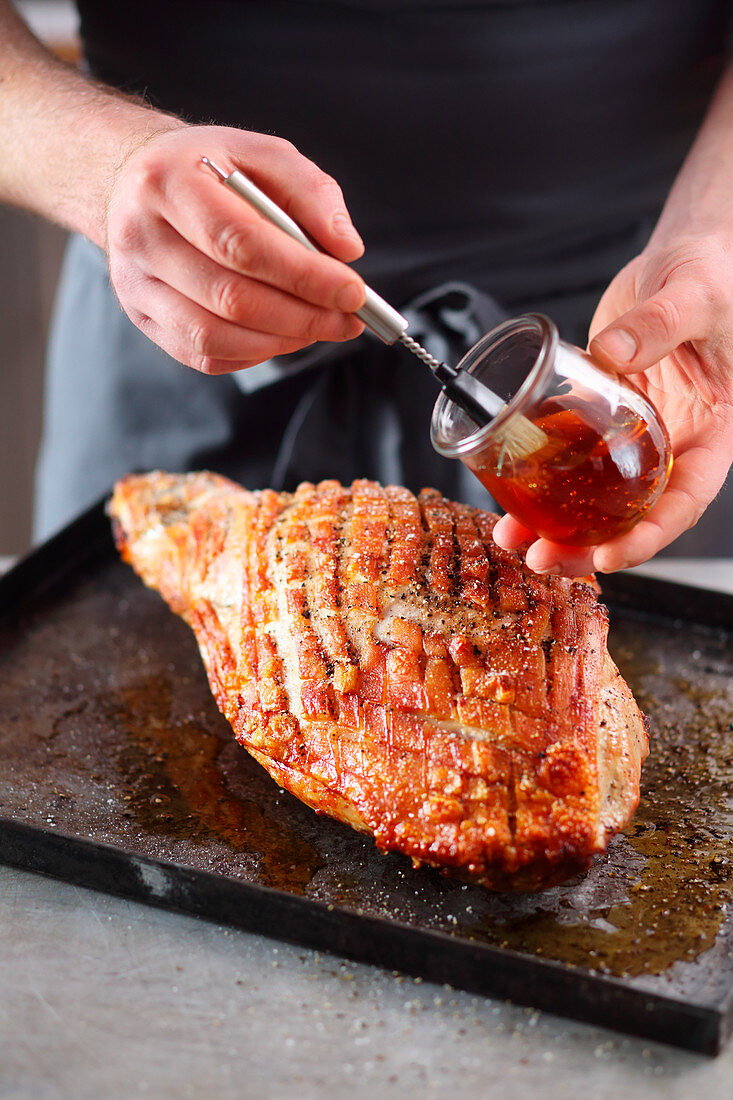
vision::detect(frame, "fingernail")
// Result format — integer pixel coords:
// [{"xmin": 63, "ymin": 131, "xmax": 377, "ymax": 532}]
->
[
  {"xmin": 335, "ymin": 282, "xmax": 365, "ymax": 313},
  {"xmin": 594, "ymin": 557, "xmax": 628, "ymax": 574},
  {"xmin": 603, "ymin": 561, "xmax": 630, "ymax": 574},
  {"xmin": 593, "ymin": 328, "xmax": 637, "ymax": 363},
  {"xmin": 533, "ymin": 563, "xmax": 562, "ymax": 576},
  {"xmin": 333, "ymin": 213, "xmax": 363, "ymax": 246}
]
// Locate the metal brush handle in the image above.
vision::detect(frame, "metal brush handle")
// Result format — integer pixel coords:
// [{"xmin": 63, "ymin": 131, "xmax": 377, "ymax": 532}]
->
[{"xmin": 201, "ymin": 158, "xmax": 408, "ymax": 344}]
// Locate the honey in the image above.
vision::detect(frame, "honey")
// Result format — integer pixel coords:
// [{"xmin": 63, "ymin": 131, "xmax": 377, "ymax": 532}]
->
[
  {"xmin": 431, "ymin": 314, "xmax": 673, "ymax": 548},
  {"xmin": 470, "ymin": 401, "xmax": 673, "ymax": 545}
]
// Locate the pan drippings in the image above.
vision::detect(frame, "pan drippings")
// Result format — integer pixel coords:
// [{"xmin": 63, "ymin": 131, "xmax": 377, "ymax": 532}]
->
[
  {"xmin": 107, "ymin": 676, "xmax": 324, "ymax": 894},
  {"xmin": 429, "ymin": 618, "xmax": 733, "ymax": 978}
]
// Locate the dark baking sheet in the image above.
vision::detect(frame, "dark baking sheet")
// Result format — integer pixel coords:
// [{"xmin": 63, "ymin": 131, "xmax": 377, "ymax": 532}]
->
[{"xmin": 0, "ymin": 501, "xmax": 731, "ymax": 1055}]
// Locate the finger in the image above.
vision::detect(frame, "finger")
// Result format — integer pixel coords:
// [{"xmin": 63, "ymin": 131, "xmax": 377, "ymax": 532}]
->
[
  {"xmin": 144, "ymin": 163, "xmax": 366, "ymax": 313},
  {"xmin": 591, "ymin": 445, "xmax": 726, "ymax": 572},
  {"xmin": 589, "ymin": 282, "xmax": 713, "ymax": 374},
  {"xmin": 172, "ymin": 189, "xmax": 366, "ymax": 312},
  {"xmin": 493, "ymin": 514, "xmax": 597, "ymax": 575},
  {"xmin": 213, "ymin": 133, "xmax": 365, "ymax": 261},
  {"xmin": 129, "ymin": 220, "xmax": 365, "ymax": 344},
  {"xmin": 524, "ymin": 540, "xmax": 596, "ymax": 578},
  {"xmin": 491, "ymin": 514, "xmax": 536, "ymax": 550},
  {"xmin": 128, "ymin": 277, "xmax": 315, "ymax": 373}
]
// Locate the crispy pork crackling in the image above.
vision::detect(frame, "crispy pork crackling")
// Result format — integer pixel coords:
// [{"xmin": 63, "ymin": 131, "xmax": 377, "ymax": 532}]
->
[{"xmin": 109, "ymin": 472, "xmax": 648, "ymax": 891}]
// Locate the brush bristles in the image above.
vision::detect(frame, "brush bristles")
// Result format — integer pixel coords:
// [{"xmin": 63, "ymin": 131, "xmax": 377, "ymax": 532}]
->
[
  {"xmin": 398, "ymin": 331, "xmax": 547, "ymax": 461},
  {"xmin": 492, "ymin": 413, "xmax": 548, "ymax": 463}
]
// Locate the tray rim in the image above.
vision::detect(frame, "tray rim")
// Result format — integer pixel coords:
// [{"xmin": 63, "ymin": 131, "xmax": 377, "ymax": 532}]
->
[{"xmin": 0, "ymin": 815, "xmax": 727, "ymax": 1056}]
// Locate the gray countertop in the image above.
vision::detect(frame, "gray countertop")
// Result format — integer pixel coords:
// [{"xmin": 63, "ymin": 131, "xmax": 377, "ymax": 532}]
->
[{"xmin": 2, "ymin": 558, "xmax": 732, "ymax": 1098}]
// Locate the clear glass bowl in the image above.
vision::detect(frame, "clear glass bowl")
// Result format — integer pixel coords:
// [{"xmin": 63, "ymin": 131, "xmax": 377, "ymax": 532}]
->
[{"xmin": 431, "ymin": 314, "xmax": 672, "ymax": 546}]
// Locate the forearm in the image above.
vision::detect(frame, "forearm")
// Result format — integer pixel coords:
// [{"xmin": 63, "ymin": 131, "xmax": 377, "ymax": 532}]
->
[
  {"xmin": 0, "ymin": 1, "xmax": 183, "ymax": 247},
  {"xmin": 649, "ymin": 60, "xmax": 733, "ymax": 244}
]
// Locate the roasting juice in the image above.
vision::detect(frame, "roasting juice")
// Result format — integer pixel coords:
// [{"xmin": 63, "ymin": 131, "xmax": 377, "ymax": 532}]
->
[{"xmin": 470, "ymin": 400, "xmax": 673, "ymax": 546}]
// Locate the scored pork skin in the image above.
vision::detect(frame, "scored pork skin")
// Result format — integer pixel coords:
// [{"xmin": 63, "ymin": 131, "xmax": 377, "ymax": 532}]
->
[{"xmin": 109, "ymin": 471, "xmax": 648, "ymax": 891}]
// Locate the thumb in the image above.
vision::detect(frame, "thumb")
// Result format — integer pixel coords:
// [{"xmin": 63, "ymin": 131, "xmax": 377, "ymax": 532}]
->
[{"xmin": 589, "ymin": 283, "xmax": 710, "ymax": 373}]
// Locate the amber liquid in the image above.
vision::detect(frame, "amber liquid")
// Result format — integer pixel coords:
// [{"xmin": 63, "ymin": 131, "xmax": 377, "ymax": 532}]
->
[{"xmin": 473, "ymin": 402, "xmax": 671, "ymax": 546}]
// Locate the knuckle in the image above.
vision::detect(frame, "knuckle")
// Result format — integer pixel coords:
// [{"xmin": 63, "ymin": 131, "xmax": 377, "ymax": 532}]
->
[
  {"xmin": 190, "ymin": 354, "xmax": 218, "ymax": 376},
  {"xmin": 126, "ymin": 304, "xmax": 148, "ymax": 329},
  {"xmin": 126, "ymin": 153, "xmax": 166, "ymax": 199},
  {"xmin": 109, "ymin": 214, "xmax": 147, "ymax": 256},
  {"xmin": 289, "ymin": 263, "xmax": 319, "ymax": 304},
  {"xmin": 311, "ymin": 168, "xmax": 343, "ymax": 198},
  {"xmin": 309, "ymin": 170, "xmax": 348, "ymax": 215},
  {"xmin": 686, "ymin": 504, "xmax": 705, "ymax": 532},
  {"xmin": 678, "ymin": 487, "xmax": 704, "ymax": 531},
  {"xmin": 302, "ymin": 309, "xmax": 327, "ymax": 343},
  {"xmin": 272, "ymin": 136, "xmax": 299, "ymax": 159},
  {"xmin": 214, "ymin": 276, "xmax": 247, "ymax": 321},
  {"xmin": 340, "ymin": 314, "xmax": 364, "ymax": 341},
  {"xmin": 275, "ymin": 336, "xmax": 307, "ymax": 359},
  {"xmin": 214, "ymin": 221, "xmax": 254, "ymax": 270},
  {"xmin": 644, "ymin": 296, "xmax": 681, "ymax": 341},
  {"xmin": 131, "ymin": 309, "xmax": 153, "ymax": 336},
  {"xmin": 240, "ymin": 131, "xmax": 295, "ymax": 157},
  {"xmin": 186, "ymin": 319, "xmax": 213, "ymax": 359}
]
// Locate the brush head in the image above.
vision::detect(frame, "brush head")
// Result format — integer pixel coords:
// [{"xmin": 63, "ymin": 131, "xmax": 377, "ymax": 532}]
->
[{"xmin": 399, "ymin": 333, "xmax": 547, "ymax": 459}]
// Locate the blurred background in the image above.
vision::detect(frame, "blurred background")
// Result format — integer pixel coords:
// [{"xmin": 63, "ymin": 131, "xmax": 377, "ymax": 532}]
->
[{"xmin": 1, "ymin": 1, "xmax": 78, "ymax": 557}]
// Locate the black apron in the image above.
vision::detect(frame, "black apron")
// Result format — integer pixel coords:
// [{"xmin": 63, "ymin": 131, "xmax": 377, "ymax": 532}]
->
[{"xmin": 35, "ymin": 0, "xmax": 733, "ymax": 553}]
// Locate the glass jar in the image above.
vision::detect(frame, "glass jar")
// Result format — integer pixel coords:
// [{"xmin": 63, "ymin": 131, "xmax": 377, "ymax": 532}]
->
[{"xmin": 430, "ymin": 314, "xmax": 672, "ymax": 546}]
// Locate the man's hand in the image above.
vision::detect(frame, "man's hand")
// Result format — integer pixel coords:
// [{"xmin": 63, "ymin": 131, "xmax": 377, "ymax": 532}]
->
[
  {"xmin": 106, "ymin": 126, "xmax": 366, "ymax": 374},
  {"xmin": 0, "ymin": 5, "xmax": 366, "ymax": 373},
  {"xmin": 494, "ymin": 62, "xmax": 733, "ymax": 576},
  {"xmin": 492, "ymin": 238, "xmax": 733, "ymax": 575}
]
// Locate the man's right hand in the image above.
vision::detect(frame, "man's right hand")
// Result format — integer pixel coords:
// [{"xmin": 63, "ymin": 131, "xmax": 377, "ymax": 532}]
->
[
  {"xmin": 0, "ymin": 5, "xmax": 366, "ymax": 373},
  {"xmin": 105, "ymin": 125, "xmax": 367, "ymax": 374}
]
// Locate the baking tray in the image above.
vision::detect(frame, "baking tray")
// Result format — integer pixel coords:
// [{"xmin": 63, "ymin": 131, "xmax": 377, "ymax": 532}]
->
[{"xmin": 0, "ymin": 500, "xmax": 731, "ymax": 1055}]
